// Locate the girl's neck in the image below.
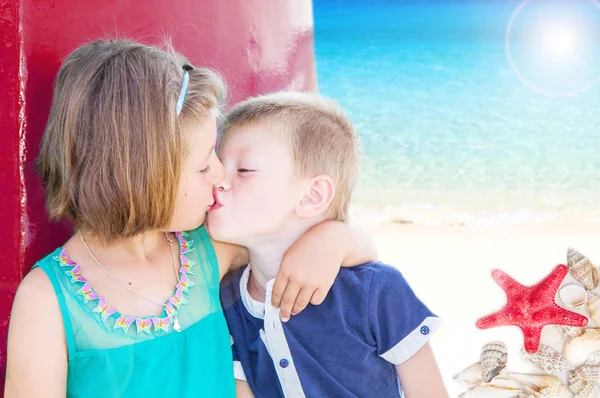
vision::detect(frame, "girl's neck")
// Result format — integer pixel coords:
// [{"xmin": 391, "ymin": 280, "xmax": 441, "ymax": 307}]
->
[{"xmin": 78, "ymin": 229, "xmax": 170, "ymax": 267}]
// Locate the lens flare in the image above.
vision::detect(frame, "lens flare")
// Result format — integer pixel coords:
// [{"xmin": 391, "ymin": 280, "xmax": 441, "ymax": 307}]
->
[{"xmin": 505, "ymin": 0, "xmax": 600, "ymax": 97}]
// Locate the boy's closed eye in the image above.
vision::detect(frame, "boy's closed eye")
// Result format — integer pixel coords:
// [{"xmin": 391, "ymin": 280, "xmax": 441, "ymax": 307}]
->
[{"xmin": 237, "ymin": 168, "xmax": 255, "ymax": 173}]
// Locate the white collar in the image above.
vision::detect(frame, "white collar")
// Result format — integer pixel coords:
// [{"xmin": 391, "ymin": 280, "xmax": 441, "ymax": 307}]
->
[{"xmin": 240, "ymin": 265, "xmax": 273, "ymax": 320}]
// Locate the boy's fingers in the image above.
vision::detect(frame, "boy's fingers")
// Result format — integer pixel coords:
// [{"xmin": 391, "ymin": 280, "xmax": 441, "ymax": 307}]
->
[
  {"xmin": 291, "ymin": 288, "xmax": 312, "ymax": 316},
  {"xmin": 310, "ymin": 288, "xmax": 327, "ymax": 305},
  {"xmin": 270, "ymin": 276, "xmax": 289, "ymax": 309},
  {"xmin": 278, "ymin": 283, "xmax": 300, "ymax": 322}
]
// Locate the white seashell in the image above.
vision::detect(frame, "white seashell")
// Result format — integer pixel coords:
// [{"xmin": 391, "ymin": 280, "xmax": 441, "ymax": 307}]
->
[
  {"xmin": 538, "ymin": 385, "xmax": 574, "ymax": 398},
  {"xmin": 564, "ymin": 329, "xmax": 600, "ymax": 368},
  {"xmin": 508, "ymin": 373, "xmax": 571, "ymax": 397},
  {"xmin": 482, "ymin": 376, "xmax": 523, "ymax": 390},
  {"xmin": 454, "ymin": 362, "xmax": 483, "ymax": 388},
  {"xmin": 558, "ymin": 285, "xmax": 588, "ymax": 308},
  {"xmin": 481, "ymin": 341, "xmax": 508, "ymax": 383},
  {"xmin": 459, "ymin": 385, "xmax": 522, "ymax": 398},
  {"xmin": 521, "ymin": 345, "xmax": 574, "ymax": 373},
  {"xmin": 539, "ymin": 326, "xmax": 564, "ymax": 345},
  {"xmin": 508, "ymin": 373, "xmax": 560, "ymax": 389},
  {"xmin": 567, "ymin": 248, "xmax": 599, "ymax": 291},
  {"xmin": 521, "ymin": 385, "xmax": 572, "ymax": 398},
  {"xmin": 586, "ymin": 291, "xmax": 600, "ymax": 326}
]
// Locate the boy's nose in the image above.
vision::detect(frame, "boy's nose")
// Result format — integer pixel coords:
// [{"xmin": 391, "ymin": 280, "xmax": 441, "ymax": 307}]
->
[
  {"xmin": 215, "ymin": 178, "xmax": 231, "ymax": 191},
  {"xmin": 212, "ymin": 157, "xmax": 225, "ymax": 184}
]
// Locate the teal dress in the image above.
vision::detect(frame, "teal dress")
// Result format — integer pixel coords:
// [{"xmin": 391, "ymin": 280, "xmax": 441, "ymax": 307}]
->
[{"xmin": 34, "ymin": 226, "xmax": 235, "ymax": 397}]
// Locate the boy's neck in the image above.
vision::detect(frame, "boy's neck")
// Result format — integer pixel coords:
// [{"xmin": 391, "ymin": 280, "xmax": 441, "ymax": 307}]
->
[
  {"xmin": 246, "ymin": 245, "xmax": 288, "ymax": 303},
  {"xmin": 245, "ymin": 223, "xmax": 315, "ymax": 303},
  {"xmin": 247, "ymin": 269, "xmax": 267, "ymax": 302}
]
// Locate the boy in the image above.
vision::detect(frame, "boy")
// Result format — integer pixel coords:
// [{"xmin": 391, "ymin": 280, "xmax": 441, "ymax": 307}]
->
[{"xmin": 208, "ymin": 92, "xmax": 447, "ymax": 397}]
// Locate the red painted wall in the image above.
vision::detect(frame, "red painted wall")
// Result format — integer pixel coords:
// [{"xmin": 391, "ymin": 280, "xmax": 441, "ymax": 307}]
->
[{"xmin": 0, "ymin": 0, "xmax": 316, "ymax": 389}]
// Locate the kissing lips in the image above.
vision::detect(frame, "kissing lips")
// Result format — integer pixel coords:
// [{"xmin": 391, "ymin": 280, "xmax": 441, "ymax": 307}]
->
[{"xmin": 210, "ymin": 187, "xmax": 223, "ymax": 212}]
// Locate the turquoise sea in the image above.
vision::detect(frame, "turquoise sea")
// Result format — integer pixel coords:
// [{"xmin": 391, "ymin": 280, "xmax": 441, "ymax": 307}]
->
[{"xmin": 314, "ymin": 0, "xmax": 600, "ymax": 226}]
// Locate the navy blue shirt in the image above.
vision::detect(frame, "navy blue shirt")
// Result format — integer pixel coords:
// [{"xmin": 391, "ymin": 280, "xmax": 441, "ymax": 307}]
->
[{"xmin": 220, "ymin": 262, "xmax": 441, "ymax": 398}]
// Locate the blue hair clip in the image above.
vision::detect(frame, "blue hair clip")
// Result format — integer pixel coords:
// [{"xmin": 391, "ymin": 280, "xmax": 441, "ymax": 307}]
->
[{"xmin": 175, "ymin": 65, "xmax": 193, "ymax": 116}]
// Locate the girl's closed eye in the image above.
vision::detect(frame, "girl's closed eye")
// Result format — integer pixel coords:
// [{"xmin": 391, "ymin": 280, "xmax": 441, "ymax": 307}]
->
[{"xmin": 199, "ymin": 165, "xmax": 211, "ymax": 173}]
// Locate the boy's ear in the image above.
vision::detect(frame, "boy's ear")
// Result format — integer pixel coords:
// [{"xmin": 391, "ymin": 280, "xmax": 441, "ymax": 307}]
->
[{"xmin": 296, "ymin": 175, "xmax": 335, "ymax": 218}]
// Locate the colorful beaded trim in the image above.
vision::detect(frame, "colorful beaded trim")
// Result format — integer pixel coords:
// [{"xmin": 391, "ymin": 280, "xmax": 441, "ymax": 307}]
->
[{"xmin": 53, "ymin": 232, "xmax": 196, "ymax": 335}]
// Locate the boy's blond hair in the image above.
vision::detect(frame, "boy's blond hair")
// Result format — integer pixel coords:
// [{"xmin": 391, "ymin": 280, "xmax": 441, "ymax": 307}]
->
[
  {"xmin": 37, "ymin": 39, "xmax": 226, "ymax": 241},
  {"xmin": 220, "ymin": 91, "xmax": 359, "ymax": 222}
]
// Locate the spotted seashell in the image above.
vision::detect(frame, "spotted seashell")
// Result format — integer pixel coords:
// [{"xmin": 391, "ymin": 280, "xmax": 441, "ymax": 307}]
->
[
  {"xmin": 481, "ymin": 341, "xmax": 508, "ymax": 383},
  {"xmin": 571, "ymin": 381, "xmax": 594, "ymax": 398},
  {"xmin": 569, "ymin": 365, "xmax": 600, "ymax": 387},
  {"xmin": 521, "ymin": 345, "xmax": 574, "ymax": 373},
  {"xmin": 585, "ymin": 350, "xmax": 600, "ymax": 366},
  {"xmin": 567, "ymin": 248, "xmax": 599, "ymax": 291},
  {"xmin": 562, "ymin": 326, "xmax": 585, "ymax": 341}
]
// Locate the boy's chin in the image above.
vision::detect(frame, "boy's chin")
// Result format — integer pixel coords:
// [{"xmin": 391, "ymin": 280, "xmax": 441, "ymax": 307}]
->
[{"xmin": 206, "ymin": 219, "xmax": 237, "ymax": 243}]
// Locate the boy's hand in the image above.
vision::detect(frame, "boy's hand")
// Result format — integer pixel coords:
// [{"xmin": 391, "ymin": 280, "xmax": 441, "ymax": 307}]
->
[{"xmin": 272, "ymin": 220, "xmax": 377, "ymax": 321}]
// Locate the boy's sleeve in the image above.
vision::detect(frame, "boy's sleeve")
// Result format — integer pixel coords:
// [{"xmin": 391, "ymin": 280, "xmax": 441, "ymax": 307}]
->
[{"xmin": 368, "ymin": 265, "xmax": 442, "ymax": 365}]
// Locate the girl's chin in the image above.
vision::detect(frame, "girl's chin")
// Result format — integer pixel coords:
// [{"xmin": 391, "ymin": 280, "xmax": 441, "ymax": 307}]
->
[{"xmin": 187, "ymin": 213, "xmax": 207, "ymax": 231}]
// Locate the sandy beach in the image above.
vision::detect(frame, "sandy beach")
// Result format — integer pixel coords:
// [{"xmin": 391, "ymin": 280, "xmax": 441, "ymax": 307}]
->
[{"xmin": 366, "ymin": 222, "xmax": 600, "ymax": 397}]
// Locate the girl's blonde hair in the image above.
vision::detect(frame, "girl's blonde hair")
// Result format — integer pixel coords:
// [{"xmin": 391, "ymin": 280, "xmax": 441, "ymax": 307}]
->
[{"xmin": 37, "ymin": 39, "xmax": 226, "ymax": 241}]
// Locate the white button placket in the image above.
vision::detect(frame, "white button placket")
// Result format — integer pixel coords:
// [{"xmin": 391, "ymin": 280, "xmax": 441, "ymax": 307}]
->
[{"xmin": 262, "ymin": 279, "xmax": 306, "ymax": 398}]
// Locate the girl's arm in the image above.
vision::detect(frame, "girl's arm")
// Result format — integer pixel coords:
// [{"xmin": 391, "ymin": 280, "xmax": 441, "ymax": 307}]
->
[
  {"xmin": 5, "ymin": 268, "xmax": 68, "ymax": 398},
  {"xmin": 235, "ymin": 380, "xmax": 255, "ymax": 398},
  {"xmin": 395, "ymin": 343, "xmax": 448, "ymax": 398},
  {"xmin": 213, "ymin": 239, "xmax": 248, "ymax": 280}
]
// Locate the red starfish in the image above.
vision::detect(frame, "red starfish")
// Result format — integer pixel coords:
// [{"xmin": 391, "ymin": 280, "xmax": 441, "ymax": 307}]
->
[{"xmin": 476, "ymin": 264, "xmax": 588, "ymax": 353}]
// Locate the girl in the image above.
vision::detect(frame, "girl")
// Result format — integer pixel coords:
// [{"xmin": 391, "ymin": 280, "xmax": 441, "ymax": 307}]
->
[{"xmin": 5, "ymin": 40, "xmax": 376, "ymax": 397}]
